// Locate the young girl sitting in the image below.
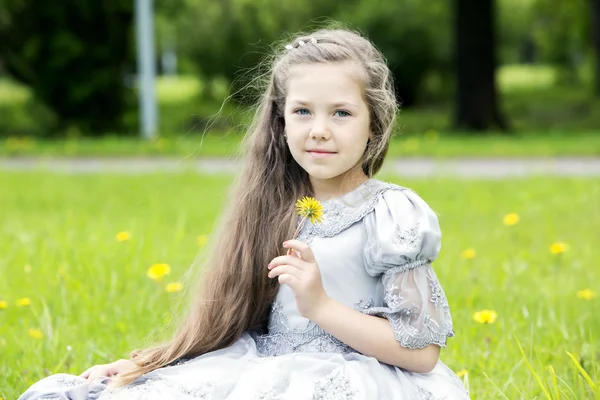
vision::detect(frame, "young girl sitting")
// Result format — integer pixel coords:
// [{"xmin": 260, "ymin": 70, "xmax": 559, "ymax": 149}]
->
[{"xmin": 20, "ymin": 28, "xmax": 469, "ymax": 400}]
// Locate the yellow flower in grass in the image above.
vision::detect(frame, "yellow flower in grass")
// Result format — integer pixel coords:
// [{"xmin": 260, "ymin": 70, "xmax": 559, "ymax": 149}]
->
[
  {"xmin": 461, "ymin": 249, "xmax": 476, "ymax": 259},
  {"xmin": 296, "ymin": 197, "xmax": 324, "ymax": 225},
  {"xmin": 166, "ymin": 282, "xmax": 183, "ymax": 293},
  {"xmin": 473, "ymin": 309, "xmax": 498, "ymax": 324},
  {"xmin": 28, "ymin": 329, "xmax": 43, "ymax": 339},
  {"xmin": 197, "ymin": 235, "xmax": 207, "ymax": 247},
  {"xmin": 147, "ymin": 263, "xmax": 171, "ymax": 281},
  {"xmin": 456, "ymin": 369, "xmax": 468, "ymax": 378},
  {"xmin": 116, "ymin": 231, "xmax": 131, "ymax": 242},
  {"xmin": 503, "ymin": 213, "xmax": 519, "ymax": 226},
  {"xmin": 16, "ymin": 297, "xmax": 31, "ymax": 307},
  {"xmin": 0, "ymin": 300, "xmax": 7, "ymax": 310},
  {"xmin": 549, "ymin": 242, "xmax": 569, "ymax": 254},
  {"xmin": 577, "ymin": 289, "xmax": 597, "ymax": 300}
]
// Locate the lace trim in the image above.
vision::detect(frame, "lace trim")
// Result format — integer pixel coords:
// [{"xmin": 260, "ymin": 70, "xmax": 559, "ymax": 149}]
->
[
  {"xmin": 255, "ymin": 302, "xmax": 353, "ymax": 356},
  {"xmin": 297, "ymin": 180, "xmax": 405, "ymax": 244},
  {"xmin": 361, "ymin": 264, "xmax": 454, "ymax": 349}
]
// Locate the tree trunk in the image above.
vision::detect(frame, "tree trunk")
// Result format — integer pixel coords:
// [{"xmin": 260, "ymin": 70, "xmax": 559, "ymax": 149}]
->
[
  {"xmin": 454, "ymin": 0, "xmax": 508, "ymax": 131},
  {"xmin": 591, "ymin": 0, "xmax": 600, "ymax": 96}
]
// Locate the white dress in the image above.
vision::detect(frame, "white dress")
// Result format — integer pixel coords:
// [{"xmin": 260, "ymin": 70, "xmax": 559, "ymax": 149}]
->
[{"xmin": 19, "ymin": 179, "xmax": 470, "ymax": 400}]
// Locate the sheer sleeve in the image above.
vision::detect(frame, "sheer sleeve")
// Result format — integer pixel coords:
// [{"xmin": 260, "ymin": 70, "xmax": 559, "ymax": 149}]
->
[{"xmin": 362, "ymin": 189, "xmax": 454, "ymax": 349}]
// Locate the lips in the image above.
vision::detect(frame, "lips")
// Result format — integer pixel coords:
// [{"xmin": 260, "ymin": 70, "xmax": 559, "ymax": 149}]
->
[{"xmin": 306, "ymin": 150, "xmax": 336, "ymax": 154}]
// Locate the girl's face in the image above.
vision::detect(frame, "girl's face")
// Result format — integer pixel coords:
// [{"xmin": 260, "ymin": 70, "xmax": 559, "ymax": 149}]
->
[{"xmin": 284, "ymin": 62, "xmax": 371, "ymax": 186}]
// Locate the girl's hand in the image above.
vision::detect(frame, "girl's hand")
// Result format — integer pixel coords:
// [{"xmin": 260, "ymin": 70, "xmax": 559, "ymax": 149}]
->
[
  {"xmin": 268, "ymin": 239, "xmax": 329, "ymax": 319},
  {"xmin": 79, "ymin": 359, "xmax": 136, "ymax": 383}
]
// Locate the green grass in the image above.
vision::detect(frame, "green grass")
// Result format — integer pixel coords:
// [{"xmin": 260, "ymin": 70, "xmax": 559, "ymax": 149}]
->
[{"xmin": 1, "ymin": 172, "xmax": 599, "ymax": 398}]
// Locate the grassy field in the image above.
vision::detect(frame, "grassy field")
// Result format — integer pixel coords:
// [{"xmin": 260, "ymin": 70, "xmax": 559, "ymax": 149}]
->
[{"xmin": 1, "ymin": 172, "xmax": 599, "ymax": 399}]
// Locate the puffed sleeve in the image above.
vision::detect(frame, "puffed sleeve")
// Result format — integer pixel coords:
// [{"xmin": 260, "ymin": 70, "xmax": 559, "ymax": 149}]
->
[{"xmin": 362, "ymin": 188, "xmax": 454, "ymax": 349}]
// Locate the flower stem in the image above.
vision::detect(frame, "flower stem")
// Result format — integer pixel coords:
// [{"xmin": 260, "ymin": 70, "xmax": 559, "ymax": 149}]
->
[{"xmin": 291, "ymin": 216, "xmax": 307, "ymax": 241}]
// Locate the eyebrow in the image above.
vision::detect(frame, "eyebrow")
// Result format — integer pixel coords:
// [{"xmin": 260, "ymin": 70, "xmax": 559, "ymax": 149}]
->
[{"xmin": 288, "ymin": 99, "xmax": 359, "ymax": 109}]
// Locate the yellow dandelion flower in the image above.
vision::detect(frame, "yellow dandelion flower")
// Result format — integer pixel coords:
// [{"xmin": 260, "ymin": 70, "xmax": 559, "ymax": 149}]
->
[
  {"xmin": 577, "ymin": 289, "xmax": 597, "ymax": 300},
  {"xmin": 197, "ymin": 235, "xmax": 207, "ymax": 247},
  {"xmin": 166, "ymin": 282, "xmax": 183, "ymax": 293},
  {"xmin": 549, "ymin": 242, "xmax": 569, "ymax": 254},
  {"xmin": 296, "ymin": 197, "xmax": 324, "ymax": 225},
  {"xmin": 28, "ymin": 329, "xmax": 43, "ymax": 339},
  {"xmin": 147, "ymin": 263, "xmax": 171, "ymax": 281},
  {"xmin": 503, "ymin": 213, "xmax": 519, "ymax": 226},
  {"xmin": 116, "ymin": 231, "xmax": 131, "ymax": 242},
  {"xmin": 16, "ymin": 298, "xmax": 31, "ymax": 307},
  {"xmin": 473, "ymin": 309, "xmax": 498, "ymax": 324},
  {"xmin": 461, "ymin": 249, "xmax": 476, "ymax": 259},
  {"xmin": 456, "ymin": 369, "xmax": 468, "ymax": 378},
  {"xmin": 0, "ymin": 300, "xmax": 7, "ymax": 310}
]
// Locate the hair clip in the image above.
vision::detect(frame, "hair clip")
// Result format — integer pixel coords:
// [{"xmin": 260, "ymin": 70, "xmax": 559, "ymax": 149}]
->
[
  {"xmin": 298, "ymin": 40, "xmax": 306, "ymax": 46},
  {"xmin": 285, "ymin": 44, "xmax": 293, "ymax": 50},
  {"xmin": 310, "ymin": 38, "xmax": 317, "ymax": 44}
]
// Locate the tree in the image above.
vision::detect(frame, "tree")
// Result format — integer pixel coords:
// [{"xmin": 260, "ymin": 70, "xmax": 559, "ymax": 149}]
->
[
  {"xmin": 454, "ymin": 0, "xmax": 508, "ymax": 131},
  {"xmin": 592, "ymin": 0, "xmax": 600, "ymax": 96},
  {"xmin": 0, "ymin": 1, "xmax": 134, "ymax": 136}
]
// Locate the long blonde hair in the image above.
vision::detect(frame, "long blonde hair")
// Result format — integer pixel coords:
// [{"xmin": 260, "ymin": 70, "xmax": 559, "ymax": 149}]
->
[{"xmin": 115, "ymin": 26, "xmax": 398, "ymax": 386}]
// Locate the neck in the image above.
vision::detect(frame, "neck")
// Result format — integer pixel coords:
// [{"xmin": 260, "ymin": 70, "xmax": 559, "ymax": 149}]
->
[{"xmin": 310, "ymin": 169, "xmax": 369, "ymax": 202}]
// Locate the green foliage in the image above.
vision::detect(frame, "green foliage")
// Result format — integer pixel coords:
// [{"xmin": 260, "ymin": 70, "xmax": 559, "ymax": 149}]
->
[
  {"xmin": 0, "ymin": 0, "xmax": 135, "ymax": 136},
  {"xmin": 339, "ymin": 0, "xmax": 451, "ymax": 106},
  {"xmin": 169, "ymin": 0, "xmax": 449, "ymax": 106}
]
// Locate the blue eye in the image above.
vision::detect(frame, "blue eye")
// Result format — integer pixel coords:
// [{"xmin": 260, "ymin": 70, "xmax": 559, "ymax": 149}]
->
[
  {"xmin": 294, "ymin": 108, "xmax": 310, "ymax": 115},
  {"xmin": 335, "ymin": 110, "xmax": 350, "ymax": 117}
]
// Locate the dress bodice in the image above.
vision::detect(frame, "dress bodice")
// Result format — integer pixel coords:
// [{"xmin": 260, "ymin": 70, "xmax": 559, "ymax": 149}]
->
[{"xmin": 254, "ymin": 179, "xmax": 453, "ymax": 357}]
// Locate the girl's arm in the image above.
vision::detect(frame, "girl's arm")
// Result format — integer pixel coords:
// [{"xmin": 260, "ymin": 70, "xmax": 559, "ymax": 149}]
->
[{"xmin": 309, "ymin": 298, "xmax": 440, "ymax": 373}]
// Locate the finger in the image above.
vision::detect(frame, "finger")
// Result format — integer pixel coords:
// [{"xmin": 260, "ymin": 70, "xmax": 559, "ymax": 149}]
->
[
  {"xmin": 88, "ymin": 368, "xmax": 109, "ymax": 383},
  {"xmin": 287, "ymin": 248, "xmax": 302, "ymax": 259},
  {"xmin": 269, "ymin": 265, "xmax": 302, "ymax": 279},
  {"xmin": 277, "ymin": 273, "xmax": 299, "ymax": 287},
  {"xmin": 268, "ymin": 255, "xmax": 307, "ymax": 270},
  {"xmin": 283, "ymin": 240, "xmax": 316, "ymax": 263},
  {"xmin": 80, "ymin": 366, "xmax": 95, "ymax": 378}
]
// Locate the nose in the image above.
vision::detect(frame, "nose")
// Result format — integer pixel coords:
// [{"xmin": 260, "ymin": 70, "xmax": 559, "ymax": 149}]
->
[{"xmin": 309, "ymin": 117, "xmax": 331, "ymax": 140}]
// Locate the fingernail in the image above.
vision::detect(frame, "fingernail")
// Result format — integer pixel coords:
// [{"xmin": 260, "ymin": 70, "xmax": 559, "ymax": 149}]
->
[
  {"xmin": 267, "ymin": 263, "xmax": 271, "ymax": 269},
  {"xmin": 282, "ymin": 242, "xmax": 287, "ymax": 247}
]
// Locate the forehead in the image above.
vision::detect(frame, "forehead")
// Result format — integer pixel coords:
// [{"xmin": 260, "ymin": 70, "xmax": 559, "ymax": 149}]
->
[{"xmin": 285, "ymin": 62, "xmax": 366, "ymax": 103}]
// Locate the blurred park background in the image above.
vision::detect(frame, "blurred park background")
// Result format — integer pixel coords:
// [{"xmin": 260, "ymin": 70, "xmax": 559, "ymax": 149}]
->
[
  {"xmin": 0, "ymin": 0, "xmax": 599, "ymax": 155},
  {"xmin": 1, "ymin": 1, "xmax": 600, "ymax": 399}
]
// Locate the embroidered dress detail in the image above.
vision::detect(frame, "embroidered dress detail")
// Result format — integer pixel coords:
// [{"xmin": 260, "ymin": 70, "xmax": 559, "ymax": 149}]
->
[
  {"xmin": 312, "ymin": 368, "xmax": 357, "ymax": 400},
  {"xmin": 360, "ymin": 263, "xmax": 454, "ymax": 349},
  {"xmin": 255, "ymin": 302, "xmax": 352, "ymax": 356},
  {"xmin": 297, "ymin": 180, "xmax": 403, "ymax": 244},
  {"xmin": 393, "ymin": 222, "xmax": 422, "ymax": 252}
]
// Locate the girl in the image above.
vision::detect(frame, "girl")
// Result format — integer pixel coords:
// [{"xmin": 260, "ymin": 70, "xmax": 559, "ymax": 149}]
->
[{"xmin": 20, "ymin": 28, "xmax": 469, "ymax": 399}]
